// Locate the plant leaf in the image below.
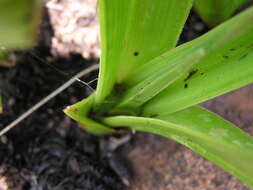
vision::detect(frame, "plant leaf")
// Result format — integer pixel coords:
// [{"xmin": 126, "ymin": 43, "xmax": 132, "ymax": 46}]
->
[
  {"xmin": 111, "ymin": 48, "xmax": 206, "ymax": 114},
  {"xmin": 0, "ymin": 0, "xmax": 43, "ymax": 48},
  {"xmin": 142, "ymin": 6, "xmax": 253, "ymax": 116},
  {"xmin": 95, "ymin": 0, "xmax": 193, "ymax": 106},
  {"xmin": 102, "ymin": 106, "xmax": 253, "ymax": 187},
  {"xmin": 194, "ymin": 0, "xmax": 251, "ymax": 26},
  {"xmin": 64, "ymin": 94, "xmax": 115, "ymax": 135}
]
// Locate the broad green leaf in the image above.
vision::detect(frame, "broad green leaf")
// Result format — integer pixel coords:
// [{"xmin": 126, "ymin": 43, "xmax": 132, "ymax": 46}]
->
[
  {"xmin": 142, "ymin": 6, "xmax": 253, "ymax": 116},
  {"xmin": 95, "ymin": 0, "xmax": 193, "ymax": 106},
  {"xmin": 194, "ymin": 0, "xmax": 251, "ymax": 26},
  {"xmin": 0, "ymin": 0, "xmax": 43, "ymax": 48},
  {"xmin": 102, "ymin": 106, "xmax": 253, "ymax": 187},
  {"xmin": 64, "ymin": 94, "xmax": 114, "ymax": 135},
  {"xmin": 125, "ymin": 6, "xmax": 253, "ymax": 87},
  {"xmin": 111, "ymin": 48, "xmax": 206, "ymax": 115}
]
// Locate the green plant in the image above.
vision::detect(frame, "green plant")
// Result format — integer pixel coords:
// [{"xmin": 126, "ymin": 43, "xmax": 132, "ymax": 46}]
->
[
  {"xmin": 64, "ymin": 1, "xmax": 253, "ymax": 187},
  {"xmin": 0, "ymin": 0, "xmax": 43, "ymax": 115},
  {"xmin": 194, "ymin": 0, "xmax": 252, "ymax": 26},
  {"xmin": 0, "ymin": 0, "xmax": 43, "ymax": 48}
]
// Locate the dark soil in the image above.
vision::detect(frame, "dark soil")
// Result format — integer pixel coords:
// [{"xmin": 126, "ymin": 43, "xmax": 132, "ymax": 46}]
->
[{"xmin": 179, "ymin": 11, "xmax": 209, "ymax": 44}]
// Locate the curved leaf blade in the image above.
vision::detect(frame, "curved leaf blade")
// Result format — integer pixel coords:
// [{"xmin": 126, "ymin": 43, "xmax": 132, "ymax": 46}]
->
[
  {"xmin": 142, "ymin": 6, "xmax": 253, "ymax": 116},
  {"xmin": 111, "ymin": 48, "xmax": 206, "ymax": 114},
  {"xmin": 64, "ymin": 94, "xmax": 114, "ymax": 135},
  {"xmin": 102, "ymin": 106, "xmax": 253, "ymax": 187},
  {"xmin": 95, "ymin": 0, "xmax": 193, "ymax": 106}
]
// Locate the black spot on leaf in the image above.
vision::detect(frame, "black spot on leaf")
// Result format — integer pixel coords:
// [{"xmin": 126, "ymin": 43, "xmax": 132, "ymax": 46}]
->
[
  {"xmin": 133, "ymin": 52, "xmax": 139, "ymax": 56},
  {"xmin": 184, "ymin": 69, "xmax": 198, "ymax": 82},
  {"xmin": 222, "ymin": 55, "xmax": 229, "ymax": 59}
]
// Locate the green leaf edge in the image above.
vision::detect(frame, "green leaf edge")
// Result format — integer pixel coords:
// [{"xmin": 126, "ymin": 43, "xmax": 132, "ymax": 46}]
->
[
  {"xmin": 102, "ymin": 106, "xmax": 253, "ymax": 187},
  {"xmin": 64, "ymin": 94, "xmax": 115, "ymax": 135},
  {"xmin": 95, "ymin": 0, "xmax": 194, "ymax": 106}
]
